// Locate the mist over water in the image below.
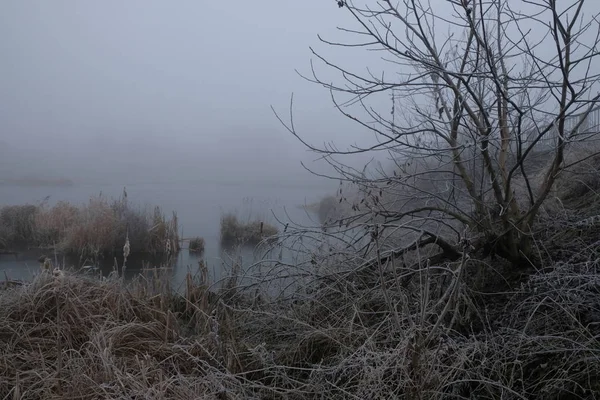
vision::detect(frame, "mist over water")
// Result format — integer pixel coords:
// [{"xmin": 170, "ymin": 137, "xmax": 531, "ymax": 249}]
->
[
  {"xmin": 0, "ymin": 0, "xmax": 376, "ymax": 284},
  {"xmin": 0, "ymin": 0, "xmax": 398, "ymax": 293}
]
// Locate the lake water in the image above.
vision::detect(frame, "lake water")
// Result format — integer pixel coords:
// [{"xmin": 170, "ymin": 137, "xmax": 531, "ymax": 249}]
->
[{"xmin": 0, "ymin": 180, "xmax": 331, "ymax": 289}]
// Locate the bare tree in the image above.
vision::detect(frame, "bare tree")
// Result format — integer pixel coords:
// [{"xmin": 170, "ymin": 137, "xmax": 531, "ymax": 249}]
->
[{"xmin": 275, "ymin": 0, "xmax": 600, "ymax": 265}]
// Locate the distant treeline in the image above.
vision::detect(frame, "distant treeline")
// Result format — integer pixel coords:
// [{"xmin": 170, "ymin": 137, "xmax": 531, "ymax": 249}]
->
[{"xmin": 0, "ymin": 177, "xmax": 74, "ymax": 187}]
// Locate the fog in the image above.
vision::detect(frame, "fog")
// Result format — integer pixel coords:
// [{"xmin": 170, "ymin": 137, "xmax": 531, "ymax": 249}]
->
[
  {"xmin": 1, "ymin": 1, "xmax": 597, "ymax": 190},
  {"xmin": 0, "ymin": 0, "xmax": 378, "ymax": 188}
]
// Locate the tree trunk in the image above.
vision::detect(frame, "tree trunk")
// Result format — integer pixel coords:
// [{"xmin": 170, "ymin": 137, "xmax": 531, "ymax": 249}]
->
[{"xmin": 490, "ymin": 227, "xmax": 533, "ymax": 267}]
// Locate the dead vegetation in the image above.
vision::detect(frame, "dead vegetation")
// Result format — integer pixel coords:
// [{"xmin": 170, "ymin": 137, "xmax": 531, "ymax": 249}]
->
[
  {"xmin": 0, "ymin": 268, "xmax": 244, "ymax": 399},
  {"xmin": 1, "ymin": 160, "xmax": 599, "ymax": 399},
  {"xmin": 0, "ymin": 193, "xmax": 179, "ymax": 258},
  {"xmin": 188, "ymin": 236, "xmax": 205, "ymax": 253},
  {"xmin": 0, "ymin": 204, "xmax": 37, "ymax": 247},
  {"xmin": 2, "ymin": 0, "xmax": 600, "ymax": 396},
  {"xmin": 2, "ymin": 193, "xmax": 600, "ymax": 399},
  {"xmin": 219, "ymin": 213, "xmax": 278, "ymax": 247}
]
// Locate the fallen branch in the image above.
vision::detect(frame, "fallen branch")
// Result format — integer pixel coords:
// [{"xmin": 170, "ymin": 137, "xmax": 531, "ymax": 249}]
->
[{"xmin": 362, "ymin": 231, "xmax": 462, "ymax": 271}]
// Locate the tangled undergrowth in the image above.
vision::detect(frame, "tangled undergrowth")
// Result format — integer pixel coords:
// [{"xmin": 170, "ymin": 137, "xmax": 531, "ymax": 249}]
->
[
  {"xmin": 2, "ymin": 165, "xmax": 600, "ymax": 399},
  {"xmin": 1, "ymin": 204, "xmax": 600, "ymax": 399}
]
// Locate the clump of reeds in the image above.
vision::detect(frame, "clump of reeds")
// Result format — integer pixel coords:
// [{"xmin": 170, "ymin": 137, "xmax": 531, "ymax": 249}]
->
[
  {"xmin": 60, "ymin": 196, "xmax": 119, "ymax": 256},
  {"xmin": 219, "ymin": 213, "xmax": 278, "ymax": 246},
  {"xmin": 147, "ymin": 206, "xmax": 180, "ymax": 257},
  {"xmin": 188, "ymin": 236, "xmax": 205, "ymax": 253},
  {"xmin": 34, "ymin": 201, "xmax": 80, "ymax": 246},
  {"xmin": 0, "ymin": 192, "xmax": 179, "ymax": 258},
  {"xmin": 0, "ymin": 204, "xmax": 37, "ymax": 247}
]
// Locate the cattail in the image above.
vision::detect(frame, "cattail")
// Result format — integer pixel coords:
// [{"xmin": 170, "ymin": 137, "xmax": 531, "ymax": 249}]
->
[
  {"xmin": 42, "ymin": 258, "xmax": 52, "ymax": 272},
  {"xmin": 123, "ymin": 235, "xmax": 131, "ymax": 259},
  {"xmin": 123, "ymin": 234, "xmax": 131, "ymax": 273},
  {"xmin": 165, "ymin": 238, "xmax": 172, "ymax": 256}
]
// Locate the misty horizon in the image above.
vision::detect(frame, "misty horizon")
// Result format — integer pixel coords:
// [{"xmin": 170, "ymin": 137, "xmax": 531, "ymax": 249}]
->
[{"xmin": 0, "ymin": 1, "xmax": 382, "ymax": 190}]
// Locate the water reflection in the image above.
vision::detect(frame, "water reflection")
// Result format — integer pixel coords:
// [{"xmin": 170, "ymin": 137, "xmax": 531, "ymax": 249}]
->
[{"xmin": 0, "ymin": 239, "xmax": 297, "ymax": 293}]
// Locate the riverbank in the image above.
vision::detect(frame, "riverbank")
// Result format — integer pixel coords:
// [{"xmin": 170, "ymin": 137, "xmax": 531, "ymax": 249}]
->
[
  {"xmin": 3, "ymin": 172, "xmax": 600, "ymax": 398},
  {"xmin": 0, "ymin": 177, "xmax": 74, "ymax": 188},
  {"xmin": 1, "ymin": 203, "xmax": 599, "ymax": 399}
]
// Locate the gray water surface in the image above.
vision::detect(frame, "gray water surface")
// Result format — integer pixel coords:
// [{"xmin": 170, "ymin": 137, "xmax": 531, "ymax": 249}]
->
[{"xmin": 0, "ymin": 180, "xmax": 329, "ymax": 288}]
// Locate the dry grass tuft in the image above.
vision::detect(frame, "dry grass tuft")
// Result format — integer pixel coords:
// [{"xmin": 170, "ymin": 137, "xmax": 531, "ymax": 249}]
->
[
  {"xmin": 0, "ymin": 270, "xmax": 251, "ymax": 399},
  {"xmin": 220, "ymin": 213, "xmax": 278, "ymax": 247}
]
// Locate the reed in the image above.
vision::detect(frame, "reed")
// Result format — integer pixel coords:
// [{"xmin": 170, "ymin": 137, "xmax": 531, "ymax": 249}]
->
[
  {"xmin": 0, "ymin": 193, "xmax": 179, "ymax": 258},
  {"xmin": 219, "ymin": 213, "xmax": 278, "ymax": 247}
]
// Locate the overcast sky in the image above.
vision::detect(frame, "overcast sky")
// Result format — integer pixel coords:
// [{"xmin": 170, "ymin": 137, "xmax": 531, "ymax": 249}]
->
[
  {"xmin": 0, "ymin": 0, "xmax": 376, "ymax": 184},
  {"xmin": 0, "ymin": 1, "xmax": 597, "ymax": 186}
]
